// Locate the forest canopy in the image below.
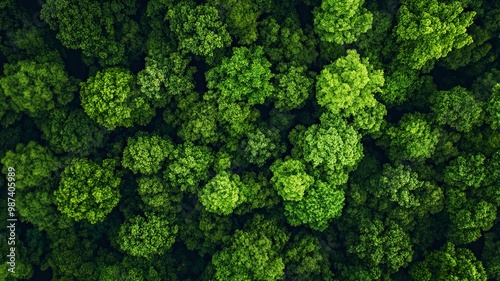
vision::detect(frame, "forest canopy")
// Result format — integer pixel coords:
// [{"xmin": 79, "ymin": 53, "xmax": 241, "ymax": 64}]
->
[{"xmin": 1, "ymin": 0, "xmax": 500, "ymax": 280}]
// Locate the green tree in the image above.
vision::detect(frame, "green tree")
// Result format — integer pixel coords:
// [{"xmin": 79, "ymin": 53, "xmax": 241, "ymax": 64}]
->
[
  {"xmin": 199, "ymin": 172, "xmax": 242, "ymax": 216},
  {"xmin": 316, "ymin": 50, "xmax": 386, "ymax": 133},
  {"xmin": 385, "ymin": 113, "xmax": 440, "ymax": 162},
  {"xmin": 138, "ymin": 52, "xmax": 196, "ymax": 108},
  {"xmin": 290, "ymin": 114, "xmax": 364, "ymax": 185},
  {"xmin": 205, "ymin": 46, "xmax": 274, "ymax": 106},
  {"xmin": 313, "ymin": 0, "xmax": 373, "ymax": 45},
  {"xmin": 137, "ymin": 176, "xmax": 182, "ymax": 214},
  {"xmin": 122, "ymin": 133, "xmax": 174, "ymax": 175},
  {"xmin": 284, "ymin": 232, "xmax": 334, "ymax": 281},
  {"xmin": 0, "ymin": 60, "xmax": 76, "ymax": 116},
  {"xmin": 163, "ymin": 142, "xmax": 214, "ymax": 193},
  {"xmin": 208, "ymin": 0, "xmax": 271, "ymax": 44},
  {"xmin": 486, "ymin": 83, "xmax": 500, "ymax": 129},
  {"xmin": 209, "ymin": 215, "xmax": 288, "ymax": 281},
  {"xmin": 273, "ymin": 64, "xmax": 313, "ymax": 111},
  {"xmin": 410, "ymin": 242, "xmax": 487, "ymax": 281},
  {"xmin": 430, "ymin": 86, "xmax": 483, "ymax": 132},
  {"xmin": 345, "ymin": 218, "xmax": 414, "ymax": 274},
  {"xmin": 284, "ymin": 180, "xmax": 345, "ymax": 231},
  {"xmin": 41, "ymin": 0, "xmax": 142, "ymax": 66},
  {"xmin": 55, "ymin": 158, "xmax": 121, "ymax": 224},
  {"xmin": 118, "ymin": 213, "xmax": 178, "ymax": 259},
  {"xmin": 1, "ymin": 141, "xmax": 61, "ymax": 190},
  {"xmin": 80, "ymin": 67, "xmax": 155, "ymax": 130},
  {"xmin": 166, "ymin": 1, "xmax": 231, "ymax": 61},
  {"xmin": 394, "ymin": 0, "xmax": 475, "ymax": 70},
  {"xmin": 36, "ymin": 108, "xmax": 109, "ymax": 156},
  {"xmin": 270, "ymin": 157, "xmax": 314, "ymax": 202},
  {"xmin": 241, "ymin": 126, "xmax": 286, "ymax": 167},
  {"xmin": 444, "ymin": 153, "xmax": 485, "ymax": 188}
]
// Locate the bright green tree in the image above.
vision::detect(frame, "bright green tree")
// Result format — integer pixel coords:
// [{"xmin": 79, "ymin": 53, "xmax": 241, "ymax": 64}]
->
[
  {"xmin": 1, "ymin": 141, "xmax": 61, "ymax": 190},
  {"xmin": 199, "ymin": 172, "xmax": 242, "ymax": 216},
  {"xmin": 80, "ymin": 67, "xmax": 155, "ymax": 130},
  {"xmin": 122, "ymin": 133, "xmax": 174, "ymax": 175},
  {"xmin": 55, "ymin": 158, "xmax": 121, "ymax": 224},
  {"xmin": 394, "ymin": 0, "xmax": 475, "ymax": 70},
  {"xmin": 118, "ymin": 213, "xmax": 178, "ymax": 259},
  {"xmin": 270, "ymin": 157, "xmax": 314, "ymax": 202},
  {"xmin": 313, "ymin": 0, "xmax": 373, "ymax": 45},
  {"xmin": 316, "ymin": 50, "xmax": 386, "ymax": 133},
  {"xmin": 290, "ymin": 114, "xmax": 363, "ymax": 185}
]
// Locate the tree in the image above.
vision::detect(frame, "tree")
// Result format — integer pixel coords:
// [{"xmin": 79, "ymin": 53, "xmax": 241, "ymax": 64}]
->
[
  {"xmin": 394, "ymin": 0, "xmax": 475, "ymax": 70},
  {"xmin": 35, "ymin": 108, "xmax": 109, "ymax": 156},
  {"xmin": 199, "ymin": 172, "xmax": 242, "ymax": 216},
  {"xmin": 80, "ymin": 67, "xmax": 155, "ymax": 130},
  {"xmin": 163, "ymin": 142, "xmax": 214, "ymax": 193},
  {"xmin": 241, "ymin": 125, "xmax": 286, "ymax": 167},
  {"xmin": 284, "ymin": 232, "xmax": 334, "ymax": 281},
  {"xmin": 259, "ymin": 16, "xmax": 318, "ymax": 65},
  {"xmin": 137, "ymin": 176, "xmax": 182, "ymax": 214},
  {"xmin": 118, "ymin": 213, "xmax": 178, "ymax": 259},
  {"xmin": 284, "ymin": 180, "xmax": 345, "ymax": 231},
  {"xmin": 166, "ymin": 1, "xmax": 231, "ymax": 61},
  {"xmin": 205, "ymin": 46, "xmax": 274, "ymax": 106},
  {"xmin": 122, "ymin": 132, "xmax": 173, "ymax": 175},
  {"xmin": 273, "ymin": 64, "xmax": 313, "ymax": 111},
  {"xmin": 345, "ymin": 218, "xmax": 414, "ymax": 274},
  {"xmin": 208, "ymin": 0, "xmax": 272, "ymax": 44},
  {"xmin": 430, "ymin": 86, "xmax": 483, "ymax": 132},
  {"xmin": 0, "ymin": 60, "xmax": 76, "ymax": 116},
  {"xmin": 270, "ymin": 157, "xmax": 314, "ymax": 202},
  {"xmin": 209, "ymin": 215, "xmax": 288, "ymax": 281},
  {"xmin": 313, "ymin": 0, "xmax": 373, "ymax": 45},
  {"xmin": 41, "ymin": 0, "xmax": 142, "ymax": 66},
  {"xmin": 410, "ymin": 242, "xmax": 487, "ymax": 281},
  {"xmin": 316, "ymin": 50, "xmax": 386, "ymax": 134},
  {"xmin": 138, "ymin": 52, "xmax": 196, "ymax": 108},
  {"xmin": 374, "ymin": 164, "xmax": 425, "ymax": 208},
  {"xmin": 55, "ymin": 158, "xmax": 121, "ymax": 224},
  {"xmin": 444, "ymin": 153, "xmax": 485, "ymax": 188},
  {"xmin": 385, "ymin": 113, "xmax": 440, "ymax": 162},
  {"xmin": 1, "ymin": 141, "xmax": 61, "ymax": 190},
  {"xmin": 290, "ymin": 114, "xmax": 363, "ymax": 185}
]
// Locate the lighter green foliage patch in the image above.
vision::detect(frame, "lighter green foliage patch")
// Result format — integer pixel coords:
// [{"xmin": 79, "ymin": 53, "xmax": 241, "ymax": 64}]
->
[
  {"xmin": 55, "ymin": 158, "xmax": 120, "ymax": 224},
  {"xmin": 80, "ymin": 67, "xmax": 155, "ymax": 130}
]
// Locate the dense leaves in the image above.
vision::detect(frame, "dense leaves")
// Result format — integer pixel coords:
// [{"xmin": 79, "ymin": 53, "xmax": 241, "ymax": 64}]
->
[{"xmin": 2, "ymin": 0, "xmax": 500, "ymax": 280}]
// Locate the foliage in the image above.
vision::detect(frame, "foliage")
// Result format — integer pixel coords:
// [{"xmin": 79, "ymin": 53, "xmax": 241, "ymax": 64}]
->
[
  {"xmin": 80, "ymin": 67, "xmax": 155, "ymax": 130},
  {"xmin": 0, "ymin": 60, "xmax": 76, "ymax": 116},
  {"xmin": 410, "ymin": 242, "xmax": 487, "ymax": 281},
  {"xmin": 55, "ymin": 158, "xmax": 121, "ymax": 224},
  {"xmin": 122, "ymin": 132, "xmax": 173, "ymax": 175},
  {"xmin": 118, "ymin": 213, "xmax": 178, "ymax": 259},
  {"xmin": 313, "ymin": 0, "xmax": 373, "ymax": 45}
]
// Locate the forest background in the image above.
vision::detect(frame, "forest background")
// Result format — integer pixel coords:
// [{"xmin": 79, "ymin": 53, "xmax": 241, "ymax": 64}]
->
[{"xmin": 1, "ymin": 0, "xmax": 500, "ymax": 280}]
